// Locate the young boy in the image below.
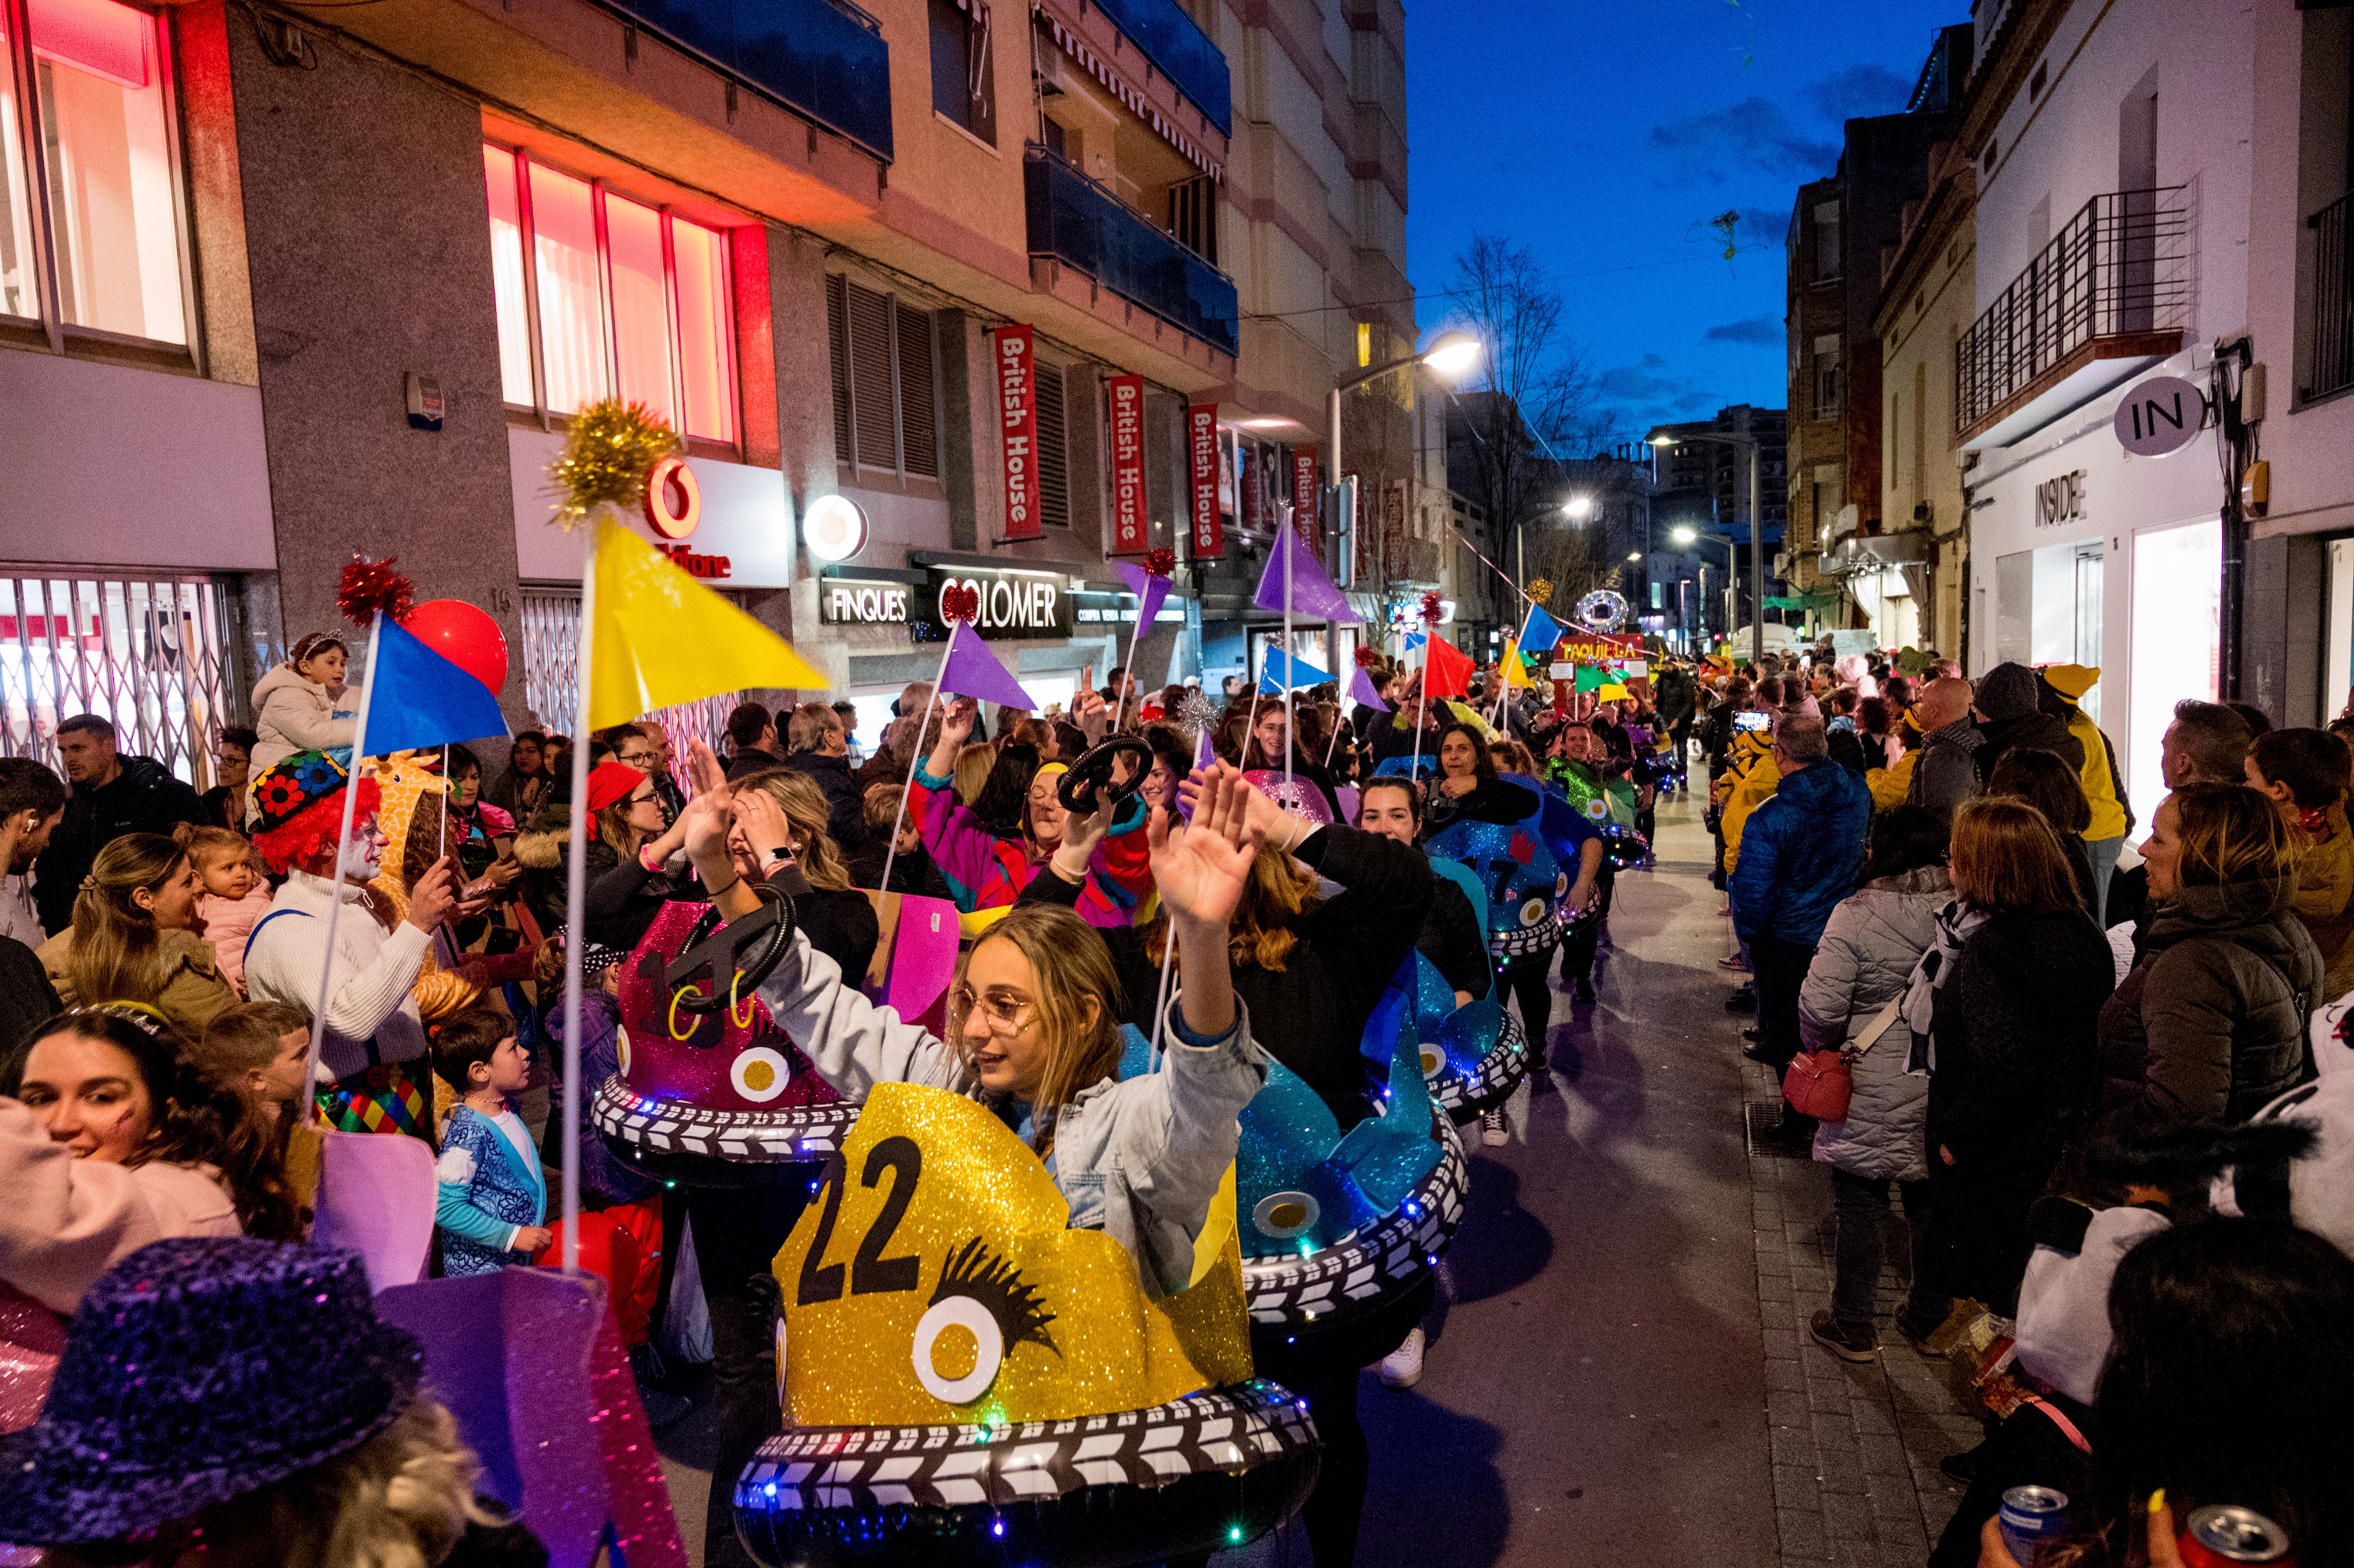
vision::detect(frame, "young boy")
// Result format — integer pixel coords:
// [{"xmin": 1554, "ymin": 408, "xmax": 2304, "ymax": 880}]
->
[{"xmin": 430, "ymin": 1008, "xmax": 551, "ymax": 1276}]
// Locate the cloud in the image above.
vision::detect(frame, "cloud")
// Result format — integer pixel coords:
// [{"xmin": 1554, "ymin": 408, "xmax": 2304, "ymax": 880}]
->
[
  {"xmin": 1737, "ymin": 207, "xmax": 1790, "ymax": 247},
  {"xmin": 1588, "ymin": 355, "xmax": 1727, "ymax": 429},
  {"xmin": 1704, "ymin": 317, "xmax": 1782, "ymax": 346},
  {"xmin": 1646, "ymin": 97, "xmax": 1839, "ymax": 184},
  {"xmin": 1801, "ymin": 64, "xmax": 1913, "ymax": 124}
]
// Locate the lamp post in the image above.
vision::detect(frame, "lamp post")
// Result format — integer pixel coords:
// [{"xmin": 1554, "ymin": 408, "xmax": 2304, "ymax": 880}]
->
[
  {"xmin": 1326, "ymin": 331, "xmax": 1480, "ymax": 657},
  {"xmin": 1672, "ymin": 524, "xmax": 1739, "ymax": 656},
  {"xmin": 1656, "ymin": 433, "xmax": 1765, "ymax": 665}
]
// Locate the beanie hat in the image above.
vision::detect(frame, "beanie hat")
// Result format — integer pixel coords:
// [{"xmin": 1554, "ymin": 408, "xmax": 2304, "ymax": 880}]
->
[
  {"xmin": 0, "ymin": 1239, "xmax": 422, "ymax": 1546},
  {"xmin": 1972, "ymin": 660, "xmax": 2042, "ymax": 723},
  {"xmin": 2045, "ymin": 663, "xmax": 2100, "ymax": 701},
  {"xmin": 249, "ymin": 750, "xmax": 382, "ymax": 876},
  {"xmin": 584, "ymin": 760, "xmax": 649, "ymax": 815}
]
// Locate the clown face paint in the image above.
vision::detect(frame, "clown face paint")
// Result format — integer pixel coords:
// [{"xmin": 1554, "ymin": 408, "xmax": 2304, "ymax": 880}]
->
[{"xmin": 341, "ymin": 813, "xmax": 386, "ymax": 883}]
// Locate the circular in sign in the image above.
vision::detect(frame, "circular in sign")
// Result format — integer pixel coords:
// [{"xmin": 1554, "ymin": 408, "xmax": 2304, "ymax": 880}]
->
[
  {"xmin": 2113, "ymin": 375, "xmax": 2206, "ymax": 458},
  {"xmin": 802, "ymin": 493, "xmax": 869, "ymax": 563},
  {"xmin": 642, "ymin": 455, "xmax": 701, "ymax": 540}
]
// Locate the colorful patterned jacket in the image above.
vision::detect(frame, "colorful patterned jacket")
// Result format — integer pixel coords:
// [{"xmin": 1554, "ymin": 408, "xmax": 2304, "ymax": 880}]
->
[
  {"xmin": 911, "ymin": 765, "xmax": 1152, "ymax": 932},
  {"xmin": 434, "ymin": 1103, "xmax": 546, "ymax": 1276}
]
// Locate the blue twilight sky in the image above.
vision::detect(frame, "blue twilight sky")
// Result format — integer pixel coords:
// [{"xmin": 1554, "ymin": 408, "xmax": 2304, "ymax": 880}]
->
[{"xmin": 1404, "ymin": 0, "xmax": 1965, "ymax": 448}]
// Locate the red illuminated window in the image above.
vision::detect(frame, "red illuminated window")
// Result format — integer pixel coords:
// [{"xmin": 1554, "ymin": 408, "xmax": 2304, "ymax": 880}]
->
[{"xmin": 482, "ymin": 143, "xmax": 738, "ymax": 444}]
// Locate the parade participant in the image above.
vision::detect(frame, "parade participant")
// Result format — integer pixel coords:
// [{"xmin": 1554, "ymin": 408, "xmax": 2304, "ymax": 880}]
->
[
  {"xmin": 1, "ymin": 1005, "xmax": 297, "ymax": 1355},
  {"xmin": 430, "ymin": 1009, "xmax": 552, "ymax": 1276},
  {"xmin": 1137, "ymin": 723, "xmax": 1196, "ymax": 815},
  {"xmin": 911, "ymin": 696, "xmax": 1149, "ymax": 929},
  {"xmin": 729, "ymin": 770, "xmax": 880, "ymax": 982},
  {"xmin": 1359, "ymin": 778, "xmax": 1486, "ymax": 1008},
  {"xmin": 1545, "ymin": 726, "xmax": 1611, "ymax": 1010},
  {"xmin": 1237, "ymin": 703, "xmax": 1343, "ymax": 818},
  {"xmin": 0, "ymin": 1237, "xmax": 545, "ymax": 1565},
  {"xmin": 36, "ymin": 834, "xmax": 238, "ymax": 1035},
  {"xmin": 578, "ymin": 757, "xmax": 693, "ymax": 955},
  {"xmin": 247, "ymin": 631, "xmax": 358, "ymax": 787},
  {"xmin": 243, "ymin": 750, "xmax": 456, "ymax": 1138},
  {"xmin": 177, "ymin": 825, "xmax": 273, "ymax": 996}
]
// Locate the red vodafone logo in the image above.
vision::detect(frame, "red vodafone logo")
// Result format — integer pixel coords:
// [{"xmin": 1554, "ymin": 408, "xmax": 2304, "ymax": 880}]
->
[{"xmin": 643, "ymin": 455, "xmax": 702, "ymax": 540}]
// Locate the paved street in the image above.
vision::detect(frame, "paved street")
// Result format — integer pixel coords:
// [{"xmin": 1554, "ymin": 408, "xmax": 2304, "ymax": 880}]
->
[{"xmin": 654, "ymin": 794, "xmax": 1979, "ymax": 1567}]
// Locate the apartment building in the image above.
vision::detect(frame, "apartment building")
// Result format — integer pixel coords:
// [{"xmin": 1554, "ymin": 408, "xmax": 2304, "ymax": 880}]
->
[
  {"xmin": 1645, "ymin": 405, "xmax": 1788, "ymax": 646},
  {"xmin": 0, "ymin": 0, "xmax": 1420, "ymax": 778}
]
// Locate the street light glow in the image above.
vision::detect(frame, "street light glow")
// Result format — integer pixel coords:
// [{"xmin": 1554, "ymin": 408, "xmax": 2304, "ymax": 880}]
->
[
  {"xmin": 1564, "ymin": 495, "xmax": 1595, "ymax": 521},
  {"xmin": 1420, "ymin": 332, "xmax": 1482, "ymax": 380},
  {"xmin": 1671, "ymin": 526, "xmax": 1698, "ymax": 544},
  {"xmin": 1627, "ymin": 552, "xmax": 1642, "ymax": 562},
  {"xmin": 1650, "ymin": 435, "xmax": 1678, "ymax": 447}
]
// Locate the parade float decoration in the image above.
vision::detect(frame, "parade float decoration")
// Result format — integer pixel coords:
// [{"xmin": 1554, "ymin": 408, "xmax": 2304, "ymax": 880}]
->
[
  {"xmin": 733, "ymin": 1083, "xmax": 1322, "ymax": 1568},
  {"xmin": 1229, "ymin": 972, "xmax": 1468, "ymax": 1335},
  {"xmin": 1575, "ymin": 587, "xmax": 1630, "ymax": 633},
  {"xmin": 1423, "ymin": 781, "xmax": 1571, "ymax": 960},
  {"xmin": 1400, "ymin": 948, "xmax": 1525, "ymax": 1118}
]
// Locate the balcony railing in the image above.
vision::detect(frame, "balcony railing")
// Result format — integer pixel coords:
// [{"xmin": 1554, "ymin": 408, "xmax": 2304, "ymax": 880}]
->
[
  {"xmin": 1954, "ymin": 187, "xmax": 2187, "ymax": 437},
  {"xmin": 1086, "ymin": 0, "xmax": 1231, "ymax": 134},
  {"xmin": 595, "ymin": 0, "xmax": 892, "ymax": 161},
  {"xmin": 1024, "ymin": 147, "xmax": 1238, "ymax": 356},
  {"xmin": 2308, "ymin": 190, "xmax": 2353, "ymax": 402}
]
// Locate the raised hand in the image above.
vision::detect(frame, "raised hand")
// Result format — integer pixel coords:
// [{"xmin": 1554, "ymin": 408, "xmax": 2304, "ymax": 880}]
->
[
  {"xmin": 1149, "ymin": 765, "xmax": 1266, "ymax": 932},
  {"xmin": 1073, "ymin": 687, "xmax": 1110, "ymax": 744},
  {"xmin": 939, "ymin": 696, "xmax": 978, "ymax": 749},
  {"xmin": 686, "ymin": 737, "xmax": 728, "ymax": 799},
  {"xmin": 679, "ymin": 790, "xmax": 736, "ymax": 885},
  {"xmin": 732, "ymin": 787, "xmax": 792, "ymax": 866},
  {"xmin": 405, "ymin": 856, "xmax": 459, "ymax": 933}
]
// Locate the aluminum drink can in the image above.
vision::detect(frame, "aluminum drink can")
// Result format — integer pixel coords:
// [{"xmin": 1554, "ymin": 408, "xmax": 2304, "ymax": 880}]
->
[
  {"xmin": 2178, "ymin": 1505, "xmax": 2294, "ymax": 1567},
  {"xmin": 1998, "ymin": 1486, "xmax": 2071, "ymax": 1566}
]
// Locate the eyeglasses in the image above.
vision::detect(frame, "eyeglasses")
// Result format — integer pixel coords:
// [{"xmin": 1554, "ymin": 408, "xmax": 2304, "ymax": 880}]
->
[
  {"xmin": 618, "ymin": 751, "xmax": 660, "ymax": 767},
  {"xmin": 950, "ymin": 985, "xmax": 1035, "ymax": 1033},
  {"xmin": 627, "ymin": 790, "xmax": 661, "ymax": 808}
]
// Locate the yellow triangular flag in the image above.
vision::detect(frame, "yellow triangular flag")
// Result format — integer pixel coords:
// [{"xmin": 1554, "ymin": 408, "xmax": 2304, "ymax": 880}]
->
[
  {"xmin": 1500, "ymin": 635, "xmax": 1535, "ymax": 688},
  {"xmin": 587, "ymin": 519, "xmax": 826, "ymax": 729}
]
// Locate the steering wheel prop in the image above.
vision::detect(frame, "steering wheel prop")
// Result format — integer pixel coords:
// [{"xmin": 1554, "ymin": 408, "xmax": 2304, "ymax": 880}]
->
[{"xmin": 1056, "ymin": 736, "xmax": 1153, "ymax": 815}]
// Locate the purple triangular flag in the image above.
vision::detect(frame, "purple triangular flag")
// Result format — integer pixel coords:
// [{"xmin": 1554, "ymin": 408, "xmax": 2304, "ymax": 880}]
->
[
  {"xmin": 1113, "ymin": 563, "xmax": 1175, "ymax": 635},
  {"xmin": 1349, "ymin": 665, "xmax": 1391, "ymax": 713},
  {"xmin": 939, "ymin": 624, "xmax": 1038, "ymax": 711},
  {"xmin": 1252, "ymin": 527, "xmax": 1361, "ymax": 623}
]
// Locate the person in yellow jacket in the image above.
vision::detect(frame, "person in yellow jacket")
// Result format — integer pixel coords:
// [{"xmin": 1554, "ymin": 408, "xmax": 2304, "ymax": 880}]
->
[
  {"xmin": 1718, "ymin": 725, "xmax": 1781, "ymax": 877},
  {"xmin": 2041, "ymin": 665, "xmax": 2131, "ymax": 923},
  {"xmin": 1865, "ymin": 708, "xmax": 1924, "ymax": 812}
]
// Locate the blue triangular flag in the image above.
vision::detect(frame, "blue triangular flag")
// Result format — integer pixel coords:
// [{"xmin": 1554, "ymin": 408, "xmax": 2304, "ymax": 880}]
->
[
  {"xmin": 1258, "ymin": 647, "xmax": 1331, "ymax": 694},
  {"xmin": 362, "ymin": 616, "xmax": 508, "ymax": 755},
  {"xmin": 1518, "ymin": 604, "xmax": 1565, "ymax": 661}
]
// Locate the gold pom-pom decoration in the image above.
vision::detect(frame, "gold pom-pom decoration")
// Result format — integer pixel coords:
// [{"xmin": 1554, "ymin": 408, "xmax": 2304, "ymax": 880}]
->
[
  {"xmin": 546, "ymin": 399, "xmax": 681, "ymax": 529},
  {"xmin": 1527, "ymin": 578, "xmax": 1554, "ymax": 608}
]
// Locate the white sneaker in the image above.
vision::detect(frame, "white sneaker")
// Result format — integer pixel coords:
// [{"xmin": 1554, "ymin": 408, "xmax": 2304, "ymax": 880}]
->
[
  {"xmin": 1378, "ymin": 1326, "xmax": 1425, "ymax": 1388},
  {"xmin": 1480, "ymin": 1108, "xmax": 1508, "ymax": 1147}
]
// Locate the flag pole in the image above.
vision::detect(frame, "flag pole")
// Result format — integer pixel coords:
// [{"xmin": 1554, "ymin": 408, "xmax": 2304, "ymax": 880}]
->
[
  {"xmin": 1409, "ymin": 625, "xmax": 1433, "ymax": 781},
  {"xmin": 1118, "ymin": 587, "xmax": 1147, "ymax": 737},
  {"xmin": 1283, "ymin": 513, "xmax": 1294, "ymax": 799},
  {"xmin": 558, "ymin": 522, "xmax": 599, "ymax": 1276},
  {"xmin": 878, "ymin": 619, "xmax": 960, "ymax": 896},
  {"xmin": 298, "ymin": 612, "xmax": 386, "ymax": 1115}
]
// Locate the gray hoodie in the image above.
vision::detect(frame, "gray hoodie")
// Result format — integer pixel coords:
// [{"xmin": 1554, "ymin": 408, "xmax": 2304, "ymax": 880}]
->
[{"xmin": 753, "ymin": 931, "xmax": 1267, "ymax": 1299}]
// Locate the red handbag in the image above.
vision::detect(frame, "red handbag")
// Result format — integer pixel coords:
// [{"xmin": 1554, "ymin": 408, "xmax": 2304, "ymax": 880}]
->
[{"xmin": 1780, "ymin": 997, "xmax": 1903, "ymax": 1123}]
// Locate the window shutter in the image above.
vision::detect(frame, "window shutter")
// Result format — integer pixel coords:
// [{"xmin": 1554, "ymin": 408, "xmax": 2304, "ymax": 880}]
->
[
  {"xmin": 846, "ymin": 281, "xmax": 897, "ymax": 471},
  {"xmin": 1035, "ymin": 360, "xmax": 1069, "ymax": 527},
  {"xmin": 895, "ymin": 300, "xmax": 939, "ymax": 478},
  {"xmin": 826, "ymin": 275, "xmax": 854, "ymax": 464}
]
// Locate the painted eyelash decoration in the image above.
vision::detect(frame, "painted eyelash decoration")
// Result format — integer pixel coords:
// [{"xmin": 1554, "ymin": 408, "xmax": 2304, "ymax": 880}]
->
[{"xmin": 908, "ymin": 1238, "xmax": 1058, "ymax": 1405}]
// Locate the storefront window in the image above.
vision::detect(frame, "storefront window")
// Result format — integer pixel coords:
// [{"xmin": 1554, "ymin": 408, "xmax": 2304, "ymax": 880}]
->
[
  {"xmin": 2127, "ymin": 519, "xmax": 2219, "ymax": 816},
  {"xmin": 0, "ymin": 0, "xmax": 187, "ymax": 343},
  {"xmin": 485, "ymin": 143, "xmax": 739, "ymax": 439},
  {"xmin": 0, "ymin": 572, "xmax": 233, "ymax": 786}
]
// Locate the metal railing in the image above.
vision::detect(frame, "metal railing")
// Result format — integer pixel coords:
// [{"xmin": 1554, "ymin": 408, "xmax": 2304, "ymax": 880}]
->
[
  {"xmin": 0, "ymin": 573, "xmax": 238, "ymax": 789},
  {"xmin": 1086, "ymin": 0, "xmax": 1231, "ymax": 134},
  {"xmin": 595, "ymin": 0, "xmax": 893, "ymax": 161},
  {"xmin": 1954, "ymin": 187, "xmax": 2188, "ymax": 435},
  {"xmin": 1023, "ymin": 147, "xmax": 1239, "ymax": 356},
  {"xmin": 2308, "ymin": 190, "xmax": 2353, "ymax": 402},
  {"xmin": 519, "ymin": 590, "xmax": 738, "ymax": 776}
]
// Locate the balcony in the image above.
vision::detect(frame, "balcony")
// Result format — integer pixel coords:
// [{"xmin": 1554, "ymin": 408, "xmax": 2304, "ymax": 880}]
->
[
  {"xmin": 594, "ymin": 0, "xmax": 892, "ymax": 160},
  {"xmin": 1085, "ymin": 0, "xmax": 1231, "ymax": 135},
  {"xmin": 1024, "ymin": 147, "xmax": 1238, "ymax": 356},
  {"xmin": 2307, "ymin": 190, "xmax": 2353, "ymax": 402},
  {"xmin": 1954, "ymin": 187, "xmax": 2187, "ymax": 446}
]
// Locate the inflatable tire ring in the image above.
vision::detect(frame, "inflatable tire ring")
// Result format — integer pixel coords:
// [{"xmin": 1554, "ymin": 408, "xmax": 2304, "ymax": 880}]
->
[
  {"xmin": 592, "ymin": 1073, "xmax": 862, "ymax": 1189},
  {"xmin": 1488, "ymin": 905, "xmax": 1566, "ymax": 960},
  {"xmin": 732, "ymin": 1379, "xmax": 1322, "ymax": 1568},
  {"xmin": 1424, "ymin": 1008, "xmax": 1529, "ymax": 1118},
  {"xmin": 1240, "ymin": 1111, "xmax": 1467, "ymax": 1331}
]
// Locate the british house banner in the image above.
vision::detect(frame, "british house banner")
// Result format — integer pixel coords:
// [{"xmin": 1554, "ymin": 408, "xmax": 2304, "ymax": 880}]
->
[
  {"xmin": 1292, "ymin": 451, "xmax": 1319, "ymax": 553},
  {"xmin": 998, "ymin": 325, "xmax": 1039, "ymax": 541},
  {"xmin": 1108, "ymin": 374, "xmax": 1147, "ymax": 554},
  {"xmin": 1187, "ymin": 403, "xmax": 1223, "ymax": 559}
]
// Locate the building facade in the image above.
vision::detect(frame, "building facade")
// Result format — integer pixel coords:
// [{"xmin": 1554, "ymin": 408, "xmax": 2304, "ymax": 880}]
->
[
  {"xmin": 0, "ymin": 0, "xmax": 1422, "ymax": 782},
  {"xmin": 1645, "ymin": 405, "xmax": 1789, "ymax": 648}
]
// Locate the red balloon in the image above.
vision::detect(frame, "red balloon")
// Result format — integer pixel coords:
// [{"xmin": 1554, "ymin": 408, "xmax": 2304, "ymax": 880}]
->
[{"xmin": 402, "ymin": 599, "xmax": 508, "ymax": 695}]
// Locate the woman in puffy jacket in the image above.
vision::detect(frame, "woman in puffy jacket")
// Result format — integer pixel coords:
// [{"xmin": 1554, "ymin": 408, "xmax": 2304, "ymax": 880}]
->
[
  {"xmin": 2078, "ymin": 783, "xmax": 2321, "ymax": 1171},
  {"xmin": 1800, "ymin": 807, "xmax": 1955, "ymax": 1362}
]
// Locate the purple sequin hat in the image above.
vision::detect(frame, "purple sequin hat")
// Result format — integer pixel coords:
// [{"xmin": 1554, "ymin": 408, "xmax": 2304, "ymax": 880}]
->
[{"xmin": 0, "ymin": 1238, "xmax": 423, "ymax": 1546}]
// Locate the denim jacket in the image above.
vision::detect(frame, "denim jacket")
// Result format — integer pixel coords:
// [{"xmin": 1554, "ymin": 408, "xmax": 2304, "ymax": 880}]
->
[{"xmin": 754, "ymin": 931, "xmax": 1266, "ymax": 1299}]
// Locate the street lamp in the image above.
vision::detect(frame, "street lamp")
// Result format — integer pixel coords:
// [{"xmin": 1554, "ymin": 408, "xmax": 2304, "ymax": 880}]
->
[
  {"xmin": 1655, "ymin": 432, "xmax": 1766, "ymax": 665},
  {"xmin": 1673, "ymin": 524, "xmax": 1737, "ymax": 651},
  {"xmin": 1563, "ymin": 494, "xmax": 1596, "ymax": 521},
  {"xmin": 1325, "ymin": 330, "xmax": 1480, "ymax": 642}
]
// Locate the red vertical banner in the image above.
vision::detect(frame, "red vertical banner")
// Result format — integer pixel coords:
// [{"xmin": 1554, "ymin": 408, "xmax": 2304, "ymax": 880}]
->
[
  {"xmin": 1292, "ymin": 450, "xmax": 1320, "ymax": 553},
  {"xmin": 997, "ymin": 324, "xmax": 1039, "ymax": 540},
  {"xmin": 1241, "ymin": 443, "xmax": 1263, "ymax": 534},
  {"xmin": 1106, "ymin": 373, "xmax": 1146, "ymax": 554},
  {"xmin": 1187, "ymin": 403, "xmax": 1223, "ymax": 560}
]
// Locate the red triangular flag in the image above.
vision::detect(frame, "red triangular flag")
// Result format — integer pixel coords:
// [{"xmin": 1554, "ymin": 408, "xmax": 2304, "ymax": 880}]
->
[{"xmin": 1423, "ymin": 636, "xmax": 1474, "ymax": 700}]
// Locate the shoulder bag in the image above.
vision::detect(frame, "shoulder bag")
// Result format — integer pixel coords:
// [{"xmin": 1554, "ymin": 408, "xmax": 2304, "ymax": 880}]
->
[{"xmin": 1781, "ymin": 995, "xmax": 1904, "ymax": 1123}]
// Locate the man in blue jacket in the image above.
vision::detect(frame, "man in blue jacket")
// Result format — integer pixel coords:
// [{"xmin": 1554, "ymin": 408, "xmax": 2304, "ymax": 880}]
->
[{"xmin": 1729, "ymin": 713, "xmax": 1870, "ymax": 1082}]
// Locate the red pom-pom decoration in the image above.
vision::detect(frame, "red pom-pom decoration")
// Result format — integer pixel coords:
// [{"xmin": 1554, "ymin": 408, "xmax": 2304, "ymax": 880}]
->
[
  {"xmin": 1420, "ymin": 590, "xmax": 1444, "ymax": 624},
  {"xmin": 337, "ymin": 556, "xmax": 415, "ymax": 627},
  {"xmin": 940, "ymin": 584, "xmax": 980, "ymax": 623},
  {"xmin": 1144, "ymin": 547, "xmax": 1176, "ymax": 578},
  {"xmin": 1354, "ymin": 647, "xmax": 1381, "ymax": 669}
]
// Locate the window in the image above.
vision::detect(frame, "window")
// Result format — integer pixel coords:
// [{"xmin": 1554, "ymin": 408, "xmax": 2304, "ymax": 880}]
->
[
  {"xmin": 1813, "ymin": 334, "xmax": 1842, "ymax": 420},
  {"xmin": 1812, "ymin": 200, "xmax": 1842, "ymax": 283},
  {"xmin": 1034, "ymin": 359, "xmax": 1069, "ymax": 527},
  {"xmin": 825, "ymin": 273, "xmax": 941, "ymax": 478},
  {"xmin": 0, "ymin": 0, "xmax": 187, "ymax": 343},
  {"xmin": 928, "ymin": 0, "xmax": 994, "ymax": 145},
  {"xmin": 482, "ymin": 143, "xmax": 738, "ymax": 442}
]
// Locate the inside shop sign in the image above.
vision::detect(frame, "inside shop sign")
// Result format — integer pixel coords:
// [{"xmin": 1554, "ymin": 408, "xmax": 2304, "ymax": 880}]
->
[
  {"xmin": 822, "ymin": 581, "xmax": 910, "ymax": 626},
  {"xmin": 2034, "ymin": 470, "xmax": 2087, "ymax": 529},
  {"xmin": 915, "ymin": 568, "xmax": 1073, "ymax": 642}
]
